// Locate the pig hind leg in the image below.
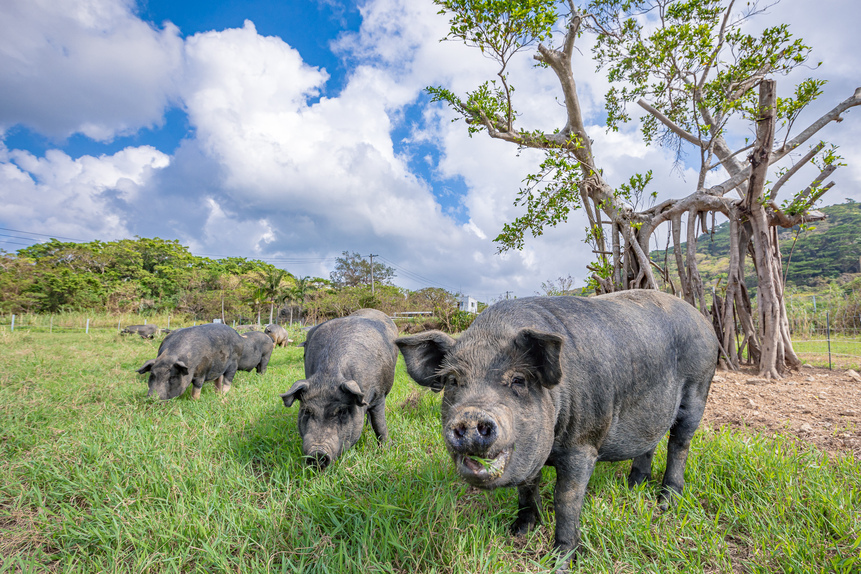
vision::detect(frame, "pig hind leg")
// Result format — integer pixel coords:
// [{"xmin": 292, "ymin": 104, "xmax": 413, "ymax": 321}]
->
[
  {"xmin": 367, "ymin": 403, "xmax": 389, "ymax": 444},
  {"xmin": 627, "ymin": 447, "xmax": 655, "ymax": 488},
  {"xmin": 660, "ymin": 383, "xmax": 708, "ymax": 505}
]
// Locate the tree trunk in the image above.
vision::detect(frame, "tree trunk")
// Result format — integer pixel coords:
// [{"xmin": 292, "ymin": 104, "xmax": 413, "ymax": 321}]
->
[{"xmin": 746, "ymin": 80, "xmax": 783, "ymax": 379}]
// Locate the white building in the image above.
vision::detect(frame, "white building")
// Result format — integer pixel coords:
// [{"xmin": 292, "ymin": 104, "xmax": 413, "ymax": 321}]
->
[{"xmin": 459, "ymin": 296, "xmax": 478, "ymax": 314}]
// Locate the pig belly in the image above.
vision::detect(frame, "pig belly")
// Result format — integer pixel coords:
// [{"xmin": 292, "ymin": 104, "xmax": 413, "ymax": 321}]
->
[{"xmin": 596, "ymin": 399, "xmax": 680, "ymax": 462}]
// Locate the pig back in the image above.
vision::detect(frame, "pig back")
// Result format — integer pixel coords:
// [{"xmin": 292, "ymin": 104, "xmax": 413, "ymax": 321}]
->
[
  {"xmin": 304, "ymin": 315, "xmax": 398, "ymax": 399},
  {"xmin": 159, "ymin": 323, "xmax": 244, "ymax": 379}
]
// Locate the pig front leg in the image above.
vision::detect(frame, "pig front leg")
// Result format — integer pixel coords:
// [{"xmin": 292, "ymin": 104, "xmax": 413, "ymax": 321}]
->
[
  {"xmin": 191, "ymin": 378, "xmax": 205, "ymax": 400},
  {"xmin": 367, "ymin": 403, "xmax": 389, "ymax": 444},
  {"xmin": 510, "ymin": 473, "xmax": 542, "ymax": 535},
  {"xmin": 553, "ymin": 447, "xmax": 598, "ymax": 568},
  {"xmin": 220, "ymin": 363, "xmax": 238, "ymax": 394}
]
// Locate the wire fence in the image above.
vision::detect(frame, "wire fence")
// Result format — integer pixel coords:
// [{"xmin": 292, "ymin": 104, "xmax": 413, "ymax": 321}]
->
[
  {"xmin": 4, "ymin": 300, "xmax": 861, "ymax": 370},
  {"xmin": 0, "ymin": 313, "xmax": 295, "ymax": 335}
]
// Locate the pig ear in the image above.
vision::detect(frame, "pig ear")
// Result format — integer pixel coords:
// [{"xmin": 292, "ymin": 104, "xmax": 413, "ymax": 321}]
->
[
  {"xmin": 280, "ymin": 380, "xmax": 309, "ymax": 407},
  {"xmin": 395, "ymin": 331, "xmax": 456, "ymax": 392},
  {"xmin": 340, "ymin": 380, "xmax": 368, "ymax": 407},
  {"xmin": 173, "ymin": 361, "xmax": 189, "ymax": 376},
  {"xmin": 514, "ymin": 328, "xmax": 563, "ymax": 388},
  {"xmin": 136, "ymin": 359, "xmax": 155, "ymax": 374}
]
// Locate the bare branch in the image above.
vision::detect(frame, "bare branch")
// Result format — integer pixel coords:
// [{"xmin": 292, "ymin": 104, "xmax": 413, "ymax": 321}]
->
[
  {"xmin": 637, "ymin": 98, "xmax": 705, "ymax": 148},
  {"xmin": 769, "ymin": 142, "xmax": 825, "ymax": 199}
]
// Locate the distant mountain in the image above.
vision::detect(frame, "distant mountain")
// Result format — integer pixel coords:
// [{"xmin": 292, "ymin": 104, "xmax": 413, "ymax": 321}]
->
[{"xmin": 648, "ymin": 201, "xmax": 861, "ymax": 291}]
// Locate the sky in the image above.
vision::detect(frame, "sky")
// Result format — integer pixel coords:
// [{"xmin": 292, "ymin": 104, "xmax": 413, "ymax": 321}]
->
[{"xmin": 1, "ymin": 0, "xmax": 859, "ymax": 302}]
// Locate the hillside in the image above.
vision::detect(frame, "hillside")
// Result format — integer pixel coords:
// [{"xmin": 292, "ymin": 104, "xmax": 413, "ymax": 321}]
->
[{"xmin": 648, "ymin": 201, "xmax": 861, "ymax": 291}]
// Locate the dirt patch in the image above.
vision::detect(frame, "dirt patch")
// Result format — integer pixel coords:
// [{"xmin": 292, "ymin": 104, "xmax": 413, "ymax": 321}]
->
[{"xmin": 703, "ymin": 365, "xmax": 860, "ymax": 458}]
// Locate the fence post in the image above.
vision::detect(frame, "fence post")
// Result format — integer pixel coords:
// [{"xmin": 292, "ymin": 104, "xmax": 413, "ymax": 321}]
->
[
  {"xmin": 826, "ymin": 311, "xmax": 832, "ymax": 371},
  {"xmin": 144, "ymin": 319, "xmax": 147, "ymax": 325},
  {"xmin": 167, "ymin": 315, "xmax": 171, "ymax": 330},
  {"xmin": 86, "ymin": 318, "xmax": 90, "ymax": 334},
  {"xmin": 11, "ymin": 314, "xmax": 15, "ymax": 332}
]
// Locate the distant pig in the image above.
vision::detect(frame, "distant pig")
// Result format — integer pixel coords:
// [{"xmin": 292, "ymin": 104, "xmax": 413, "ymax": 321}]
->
[
  {"xmin": 237, "ymin": 331, "xmax": 274, "ymax": 374},
  {"xmin": 264, "ymin": 324, "xmax": 292, "ymax": 347},
  {"xmin": 279, "ymin": 309, "xmax": 398, "ymax": 469},
  {"xmin": 395, "ymin": 291, "xmax": 719, "ymax": 562},
  {"xmin": 121, "ymin": 324, "xmax": 158, "ymax": 339},
  {"xmin": 136, "ymin": 323, "xmax": 244, "ymax": 400}
]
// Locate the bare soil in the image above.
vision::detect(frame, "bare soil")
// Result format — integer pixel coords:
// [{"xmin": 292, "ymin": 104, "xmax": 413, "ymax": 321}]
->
[{"xmin": 704, "ymin": 365, "xmax": 861, "ymax": 458}]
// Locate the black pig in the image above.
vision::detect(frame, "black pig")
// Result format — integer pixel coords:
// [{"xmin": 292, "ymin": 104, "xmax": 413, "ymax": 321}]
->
[
  {"xmin": 237, "ymin": 331, "xmax": 274, "ymax": 374},
  {"xmin": 395, "ymin": 291, "xmax": 719, "ymax": 562},
  {"xmin": 136, "ymin": 323, "xmax": 244, "ymax": 400},
  {"xmin": 280, "ymin": 309, "xmax": 398, "ymax": 469},
  {"xmin": 121, "ymin": 324, "xmax": 158, "ymax": 339}
]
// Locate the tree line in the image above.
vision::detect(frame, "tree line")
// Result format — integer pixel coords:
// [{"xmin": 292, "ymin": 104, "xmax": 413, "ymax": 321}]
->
[{"xmin": 0, "ymin": 239, "xmax": 472, "ymax": 331}]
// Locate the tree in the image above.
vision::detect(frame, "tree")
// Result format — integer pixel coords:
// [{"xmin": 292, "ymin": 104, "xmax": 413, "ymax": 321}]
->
[
  {"xmin": 286, "ymin": 276, "xmax": 324, "ymax": 325},
  {"xmin": 429, "ymin": 0, "xmax": 860, "ymax": 378},
  {"xmin": 329, "ymin": 251, "xmax": 396, "ymax": 288},
  {"xmin": 538, "ymin": 275, "xmax": 577, "ymax": 296},
  {"xmin": 251, "ymin": 266, "xmax": 294, "ymax": 324}
]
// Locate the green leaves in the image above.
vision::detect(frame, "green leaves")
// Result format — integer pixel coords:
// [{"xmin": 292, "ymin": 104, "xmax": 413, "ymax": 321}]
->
[
  {"xmin": 494, "ymin": 149, "xmax": 584, "ymax": 251},
  {"xmin": 590, "ymin": 0, "xmax": 820, "ymax": 152},
  {"xmin": 436, "ymin": 0, "xmax": 559, "ymax": 59}
]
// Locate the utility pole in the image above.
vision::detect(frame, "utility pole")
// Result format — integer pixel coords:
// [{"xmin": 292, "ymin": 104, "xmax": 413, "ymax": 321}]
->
[
  {"xmin": 368, "ymin": 254, "xmax": 379, "ymax": 296},
  {"xmin": 504, "ymin": 290, "xmax": 513, "ymax": 300}
]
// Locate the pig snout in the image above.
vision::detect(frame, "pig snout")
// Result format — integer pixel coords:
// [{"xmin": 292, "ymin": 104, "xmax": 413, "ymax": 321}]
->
[
  {"xmin": 445, "ymin": 407, "xmax": 500, "ymax": 455},
  {"xmin": 306, "ymin": 450, "xmax": 332, "ymax": 470}
]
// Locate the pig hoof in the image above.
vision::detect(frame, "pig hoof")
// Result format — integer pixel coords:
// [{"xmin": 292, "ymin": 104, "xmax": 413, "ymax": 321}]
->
[
  {"xmin": 192, "ymin": 388, "xmax": 202, "ymax": 400},
  {"xmin": 627, "ymin": 470, "xmax": 651, "ymax": 488},
  {"xmin": 221, "ymin": 384, "xmax": 231, "ymax": 394},
  {"xmin": 510, "ymin": 515, "xmax": 537, "ymax": 536}
]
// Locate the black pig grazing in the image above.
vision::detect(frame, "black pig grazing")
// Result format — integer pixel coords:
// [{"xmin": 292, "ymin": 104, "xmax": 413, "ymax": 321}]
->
[
  {"xmin": 121, "ymin": 324, "xmax": 158, "ymax": 339},
  {"xmin": 395, "ymin": 291, "xmax": 719, "ymax": 562},
  {"xmin": 136, "ymin": 323, "xmax": 244, "ymax": 400},
  {"xmin": 280, "ymin": 309, "xmax": 398, "ymax": 469},
  {"xmin": 237, "ymin": 331, "xmax": 274, "ymax": 374}
]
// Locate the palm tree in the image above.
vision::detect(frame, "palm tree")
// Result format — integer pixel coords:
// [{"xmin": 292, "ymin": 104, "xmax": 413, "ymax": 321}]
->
[
  {"xmin": 286, "ymin": 276, "xmax": 319, "ymax": 326},
  {"xmin": 253, "ymin": 267, "xmax": 293, "ymax": 324}
]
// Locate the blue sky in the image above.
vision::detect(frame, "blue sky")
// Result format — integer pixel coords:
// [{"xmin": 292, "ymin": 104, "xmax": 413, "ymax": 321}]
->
[{"xmin": 1, "ymin": 0, "xmax": 859, "ymax": 301}]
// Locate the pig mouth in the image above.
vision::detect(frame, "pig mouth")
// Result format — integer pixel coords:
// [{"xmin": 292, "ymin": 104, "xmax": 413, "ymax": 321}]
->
[{"xmin": 454, "ymin": 448, "xmax": 511, "ymax": 484}]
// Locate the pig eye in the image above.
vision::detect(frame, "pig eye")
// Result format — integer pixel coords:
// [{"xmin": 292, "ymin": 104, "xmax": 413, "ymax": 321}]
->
[
  {"xmin": 510, "ymin": 375, "xmax": 527, "ymax": 395},
  {"xmin": 445, "ymin": 374, "xmax": 458, "ymax": 387}
]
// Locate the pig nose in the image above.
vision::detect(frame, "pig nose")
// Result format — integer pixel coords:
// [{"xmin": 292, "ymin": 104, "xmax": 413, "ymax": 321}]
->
[
  {"xmin": 447, "ymin": 410, "xmax": 498, "ymax": 454},
  {"xmin": 306, "ymin": 451, "xmax": 331, "ymax": 470}
]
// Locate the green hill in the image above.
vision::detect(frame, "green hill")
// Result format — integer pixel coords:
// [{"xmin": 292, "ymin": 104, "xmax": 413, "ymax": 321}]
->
[{"xmin": 648, "ymin": 200, "xmax": 861, "ymax": 291}]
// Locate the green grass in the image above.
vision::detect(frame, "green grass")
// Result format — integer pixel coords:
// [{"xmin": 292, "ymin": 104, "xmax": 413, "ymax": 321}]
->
[
  {"xmin": 1, "ymin": 330, "xmax": 859, "ymax": 573},
  {"xmin": 792, "ymin": 336, "xmax": 861, "ymax": 371}
]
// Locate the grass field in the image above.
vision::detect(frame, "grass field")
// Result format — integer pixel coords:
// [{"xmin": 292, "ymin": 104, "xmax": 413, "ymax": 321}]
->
[{"xmin": 1, "ymin": 329, "xmax": 859, "ymax": 573}]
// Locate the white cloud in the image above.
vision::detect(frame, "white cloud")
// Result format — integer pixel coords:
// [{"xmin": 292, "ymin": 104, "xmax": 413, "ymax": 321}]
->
[
  {"xmin": 1, "ymin": 0, "xmax": 859, "ymax": 301},
  {"xmin": 0, "ymin": 0, "xmax": 183, "ymax": 141},
  {"xmin": 0, "ymin": 144, "xmax": 169, "ymax": 240}
]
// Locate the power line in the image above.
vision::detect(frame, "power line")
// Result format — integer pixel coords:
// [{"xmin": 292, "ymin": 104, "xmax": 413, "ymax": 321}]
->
[
  {"xmin": 0, "ymin": 226, "xmax": 86, "ymax": 242},
  {"xmin": 378, "ymin": 256, "xmax": 459, "ymax": 293}
]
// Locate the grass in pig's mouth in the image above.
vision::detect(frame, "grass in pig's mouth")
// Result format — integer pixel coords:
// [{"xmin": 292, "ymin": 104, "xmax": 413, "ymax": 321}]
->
[{"xmin": 459, "ymin": 449, "xmax": 511, "ymax": 479}]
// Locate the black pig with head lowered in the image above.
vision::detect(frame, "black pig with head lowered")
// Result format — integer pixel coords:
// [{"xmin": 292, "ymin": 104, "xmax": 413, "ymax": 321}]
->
[
  {"xmin": 137, "ymin": 323, "xmax": 244, "ymax": 400},
  {"xmin": 280, "ymin": 309, "xmax": 398, "ymax": 469},
  {"xmin": 395, "ymin": 291, "xmax": 719, "ymax": 561}
]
